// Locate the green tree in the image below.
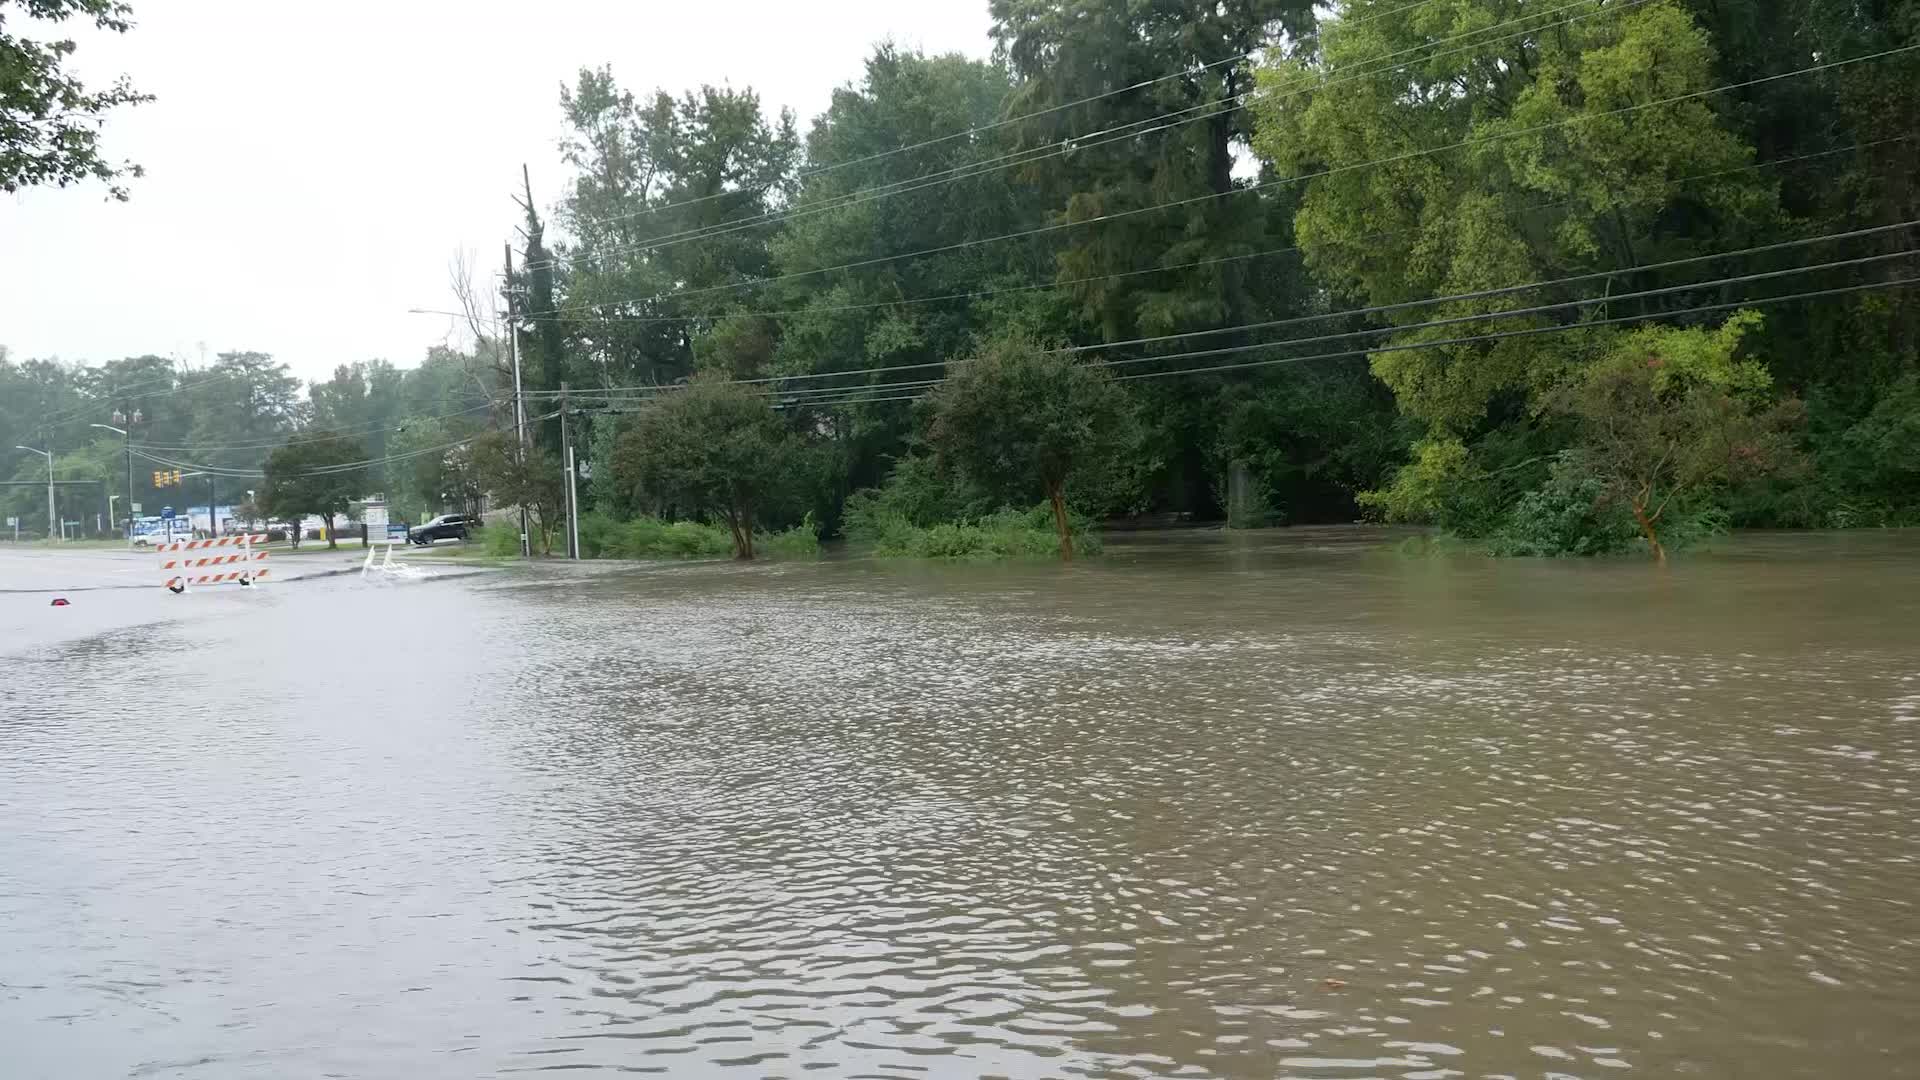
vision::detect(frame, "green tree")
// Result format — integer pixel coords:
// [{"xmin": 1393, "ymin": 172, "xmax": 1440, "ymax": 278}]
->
[
  {"xmin": 469, "ymin": 431, "xmax": 563, "ymax": 555},
  {"xmin": 1, "ymin": 0, "xmax": 152, "ymax": 197},
  {"xmin": 308, "ymin": 360, "xmax": 405, "ymax": 490},
  {"xmin": 1550, "ymin": 312, "xmax": 1801, "ymax": 560},
  {"xmin": 992, "ymin": 0, "xmax": 1319, "ymax": 518},
  {"xmin": 1249, "ymin": 0, "xmax": 1776, "ymax": 432},
  {"xmin": 927, "ymin": 335, "xmax": 1136, "ymax": 560},
  {"xmin": 556, "ymin": 70, "xmax": 800, "ymax": 389},
  {"xmin": 389, "ymin": 416, "xmax": 483, "ymax": 523},
  {"xmin": 768, "ymin": 46, "xmax": 1056, "ymax": 515},
  {"xmin": 259, "ymin": 433, "xmax": 369, "ymax": 550},
  {"xmin": 608, "ymin": 379, "xmax": 793, "ymax": 559}
]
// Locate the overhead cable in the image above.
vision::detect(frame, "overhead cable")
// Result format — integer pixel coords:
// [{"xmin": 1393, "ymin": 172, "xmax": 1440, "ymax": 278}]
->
[
  {"xmin": 459, "ymin": 135, "xmax": 1909, "ymax": 337},
  {"xmin": 513, "ymin": 42, "xmax": 1920, "ymax": 322},
  {"xmin": 538, "ymin": 221, "xmax": 1918, "ymax": 401},
  {"xmin": 535, "ymin": 0, "xmax": 1642, "ymax": 272},
  {"xmin": 547, "ymin": 0, "xmax": 1447, "ymax": 238}
]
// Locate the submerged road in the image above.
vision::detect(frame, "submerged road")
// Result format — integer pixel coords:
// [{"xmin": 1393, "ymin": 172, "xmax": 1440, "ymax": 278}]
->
[{"xmin": 3, "ymin": 529, "xmax": 1918, "ymax": 1077}]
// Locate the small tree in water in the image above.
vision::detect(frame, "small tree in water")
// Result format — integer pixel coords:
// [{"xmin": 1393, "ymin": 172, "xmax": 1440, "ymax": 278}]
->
[
  {"xmin": 612, "ymin": 379, "xmax": 791, "ymax": 559},
  {"xmin": 1553, "ymin": 312, "xmax": 1801, "ymax": 561},
  {"xmin": 928, "ymin": 335, "xmax": 1133, "ymax": 561}
]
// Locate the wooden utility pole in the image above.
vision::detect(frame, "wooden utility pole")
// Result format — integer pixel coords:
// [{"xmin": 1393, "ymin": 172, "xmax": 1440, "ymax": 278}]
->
[
  {"xmin": 503, "ymin": 242, "xmax": 531, "ymax": 559},
  {"xmin": 559, "ymin": 382, "xmax": 579, "ymax": 560}
]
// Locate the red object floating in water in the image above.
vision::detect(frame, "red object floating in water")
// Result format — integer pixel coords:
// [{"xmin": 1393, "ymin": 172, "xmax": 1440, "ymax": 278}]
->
[{"xmin": 50, "ymin": 597, "xmax": 71, "ymax": 606}]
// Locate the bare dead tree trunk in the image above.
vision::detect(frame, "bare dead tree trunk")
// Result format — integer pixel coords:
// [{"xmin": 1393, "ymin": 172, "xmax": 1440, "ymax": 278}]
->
[
  {"xmin": 1048, "ymin": 479, "xmax": 1074, "ymax": 562},
  {"xmin": 1631, "ymin": 499, "xmax": 1665, "ymax": 563}
]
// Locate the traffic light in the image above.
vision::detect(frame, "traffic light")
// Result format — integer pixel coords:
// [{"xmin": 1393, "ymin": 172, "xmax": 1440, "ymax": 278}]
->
[
  {"xmin": 171, "ymin": 470, "xmax": 182, "ymax": 486},
  {"xmin": 152, "ymin": 470, "xmax": 163, "ymax": 487}
]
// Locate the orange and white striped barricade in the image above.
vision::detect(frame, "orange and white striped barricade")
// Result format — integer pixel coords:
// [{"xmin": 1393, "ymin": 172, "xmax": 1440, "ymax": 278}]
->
[{"xmin": 160, "ymin": 533, "xmax": 269, "ymax": 593}]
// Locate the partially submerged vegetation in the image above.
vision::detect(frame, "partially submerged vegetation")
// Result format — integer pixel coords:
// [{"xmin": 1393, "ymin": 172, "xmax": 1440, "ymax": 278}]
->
[
  {"xmin": 845, "ymin": 504, "xmax": 1103, "ymax": 560},
  {"xmin": 474, "ymin": 515, "xmax": 819, "ymax": 561},
  {"xmin": 8, "ymin": 0, "xmax": 1917, "ymax": 566},
  {"xmin": 577, "ymin": 513, "xmax": 818, "ymax": 560}
]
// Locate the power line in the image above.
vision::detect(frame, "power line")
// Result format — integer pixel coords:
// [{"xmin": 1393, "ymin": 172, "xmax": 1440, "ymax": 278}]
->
[
  {"xmin": 533, "ymin": 0, "xmax": 1641, "ymax": 272},
  {"xmin": 1117, "ymin": 276, "xmax": 1920, "ymax": 384},
  {"xmin": 138, "ymin": 410, "xmax": 565, "ymax": 479},
  {"xmin": 547, "ymin": 0, "xmax": 1447, "ymax": 240},
  {"xmin": 768, "ymin": 276, "xmax": 1920, "ymax": 409},
  {"xmin": 513, "ymin": 43, "xmax": 1920, "ymax": 322},
  {"xmin": 1064, "ymin": 220, "xmax": 1920, "ymax": 356},
  {"xmin": 129, "ymin": 402, "xmax": 499, "ymax": 455},
  {"xmin": 576, "ymin": 252, "xmax": 1919, "ymax": 409},
  {"xmin": 537, "ymin": 219, "xmax": 1917, "ymax": 400},
  {"xmin": 464, "ymin": 135, "xmax": 1911, "ymax": 338}
]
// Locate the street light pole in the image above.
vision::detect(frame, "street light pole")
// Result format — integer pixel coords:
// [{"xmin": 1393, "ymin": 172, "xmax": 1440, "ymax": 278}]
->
[
  {"xmin": 13, "ymin": 445, "xmax": 54, "ymax": 541},
  {"xmin": 91, "ymin": 418, "xmax": 136, "ymax": 540}
]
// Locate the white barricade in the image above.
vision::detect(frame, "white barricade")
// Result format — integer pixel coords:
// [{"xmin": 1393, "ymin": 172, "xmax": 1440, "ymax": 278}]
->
[{"xmin": 161, "ymin": 533, "xmax": 268, "ymax": 593}]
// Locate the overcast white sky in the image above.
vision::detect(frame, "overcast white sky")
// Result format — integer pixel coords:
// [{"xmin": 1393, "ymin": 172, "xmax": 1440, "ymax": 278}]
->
[{"xmin": 0, "ymin": 0, "xmax": 992, "ymax": 384}]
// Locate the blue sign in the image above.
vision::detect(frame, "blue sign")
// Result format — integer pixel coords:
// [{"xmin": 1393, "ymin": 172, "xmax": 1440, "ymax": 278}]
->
[
  {"xmin": 160, "ymin": 506, "xmax": 175, "ymax": 520},
  {"xmin": 387, "ymin": 524, "xmax": 408, "ymax": 542}
]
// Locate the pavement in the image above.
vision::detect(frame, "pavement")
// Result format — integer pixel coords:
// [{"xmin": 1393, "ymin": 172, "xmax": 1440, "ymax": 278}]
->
[
  {"xmin": 0, "ymin": 543, "xmax": 368, "ymax": 594},
  {"xmin": 0, "ymin": 542, "xmax": 503, "ymax": 655}
]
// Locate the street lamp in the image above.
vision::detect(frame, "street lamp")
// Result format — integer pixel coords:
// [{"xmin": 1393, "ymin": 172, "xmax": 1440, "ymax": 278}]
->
[
  {"xmin": 90, "ymin": 421, "xmax": 129, "ymax": 539},
  {"xmin": 13, "ymin": 445, "xmax": 54, "ymax": 542},
  {"xmin": 99, "ymin": 406, "xmax": 142, "ymax": 540}
]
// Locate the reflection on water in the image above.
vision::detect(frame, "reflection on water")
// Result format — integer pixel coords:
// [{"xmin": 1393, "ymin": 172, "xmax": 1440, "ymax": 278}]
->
[{"xmin": 3, "ymin": 528, "xmax": 1918, "ymax": 1078}]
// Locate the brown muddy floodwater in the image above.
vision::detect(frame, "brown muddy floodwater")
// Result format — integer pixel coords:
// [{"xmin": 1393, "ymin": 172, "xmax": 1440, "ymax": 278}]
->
[{"xmin": 2, "ymin": 528, "xmax": 1918, "ymax": 1078}]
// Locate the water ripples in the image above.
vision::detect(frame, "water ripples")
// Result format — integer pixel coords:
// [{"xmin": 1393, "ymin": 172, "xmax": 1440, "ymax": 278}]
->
[{"xmin": 3, "ymin": 540, "xmax": 1918, "ymax": 1077}]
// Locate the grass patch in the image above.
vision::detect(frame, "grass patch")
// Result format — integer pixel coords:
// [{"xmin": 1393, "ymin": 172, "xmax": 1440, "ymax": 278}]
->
[
  {"xmin": 757, "ymin": 521, "xmax": 821, "ymax": 558},
  {"xmin": 477, "ymin": 525, "xmax": 524, "ymax": 558},
  {"xmin": 846, "ymin": 504, "xmax": 1100, "ymax": 560},
  {"xmin": 577, "ymin": 513, "xmax": 820, "ymax": 560}
]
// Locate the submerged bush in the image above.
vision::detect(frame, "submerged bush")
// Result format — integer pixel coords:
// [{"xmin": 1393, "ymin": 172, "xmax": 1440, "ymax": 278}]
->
[
  {"xmin": 1479, "ymin": 453, "xmax": 1728, "ymax": 558},
  {"xmin": 577, "ymin": 512, "xmax": 818, "ymax": 560},
  {"xmin": 1483, "ymin": 455, "xmax": 1639, "ymax": 557},
  {"xmin": 846, "ymin": 503, "xmax": 1102, "ymax": 560},
  {"xmin": 757, "ymin": 518, "xmax": 822, "ymax": 558}
]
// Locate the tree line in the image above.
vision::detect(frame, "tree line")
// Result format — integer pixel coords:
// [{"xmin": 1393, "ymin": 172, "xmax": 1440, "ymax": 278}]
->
[
  {"xmin": 510, "ymin": 0, "xmax": 1919, "ymax": 559},
  {"xmin": 7, "ymin": 0, "xmax": 1917, "ymax": 559},
  {"xmin": 0, "ymin": 347, "xmax": 515, "ymax": 542}
]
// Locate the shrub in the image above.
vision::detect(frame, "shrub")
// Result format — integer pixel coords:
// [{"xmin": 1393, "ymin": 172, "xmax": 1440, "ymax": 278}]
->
[
  {"xmin": 757, "ymin": 517, "xmax": 822, "ymax": 558},
  {"xmin": 576, "ymin": 512, "xmax": 819, "ymax": 560},
  {"xmin": 577, "ymin": 513, "xmax": 731, "ymax": 559},
  {"xmin": 478, "ymin": 524, "xmax": 521, "ymax": 557},
  {"xmin": 1479, "ymin": 453, "xmax": 1729, "ymax": 558},
  {"xmin": 852, "ymin": 503, "xmax": 1103, "ymax": 560},
  {"xmin": 1483, "ymin": 454, "xmax": 1639, "ymax": 557}
]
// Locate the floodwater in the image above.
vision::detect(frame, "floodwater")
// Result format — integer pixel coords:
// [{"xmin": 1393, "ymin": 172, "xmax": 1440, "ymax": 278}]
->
[{"xmin": 2, "ymin": 528, "xmax": 1918, "ymax": 1078}]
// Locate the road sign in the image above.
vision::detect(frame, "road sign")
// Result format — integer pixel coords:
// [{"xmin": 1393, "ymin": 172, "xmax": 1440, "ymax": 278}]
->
[
  {"xmin": 131, "ymin": 502, "xmax": 142, "ymax": 513},
  {"xmin": 160, "ymin": 506, "xmax": 175, "ymax": 520}
]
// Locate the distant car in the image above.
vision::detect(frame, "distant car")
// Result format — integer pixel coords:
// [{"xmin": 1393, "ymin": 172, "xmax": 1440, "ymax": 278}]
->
[
  {"xmin": 132, "ymin": 523, "xmax": 183, "ymax": 547},
  {"xmin": 409, "ymin": 514, "xmax": 471, "ymax": 545}
]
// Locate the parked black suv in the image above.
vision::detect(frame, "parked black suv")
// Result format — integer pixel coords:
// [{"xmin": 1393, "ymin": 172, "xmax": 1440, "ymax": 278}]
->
[{"xmin": 409, "ymin": 513, "xmax": 471, "ymax": 545}]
